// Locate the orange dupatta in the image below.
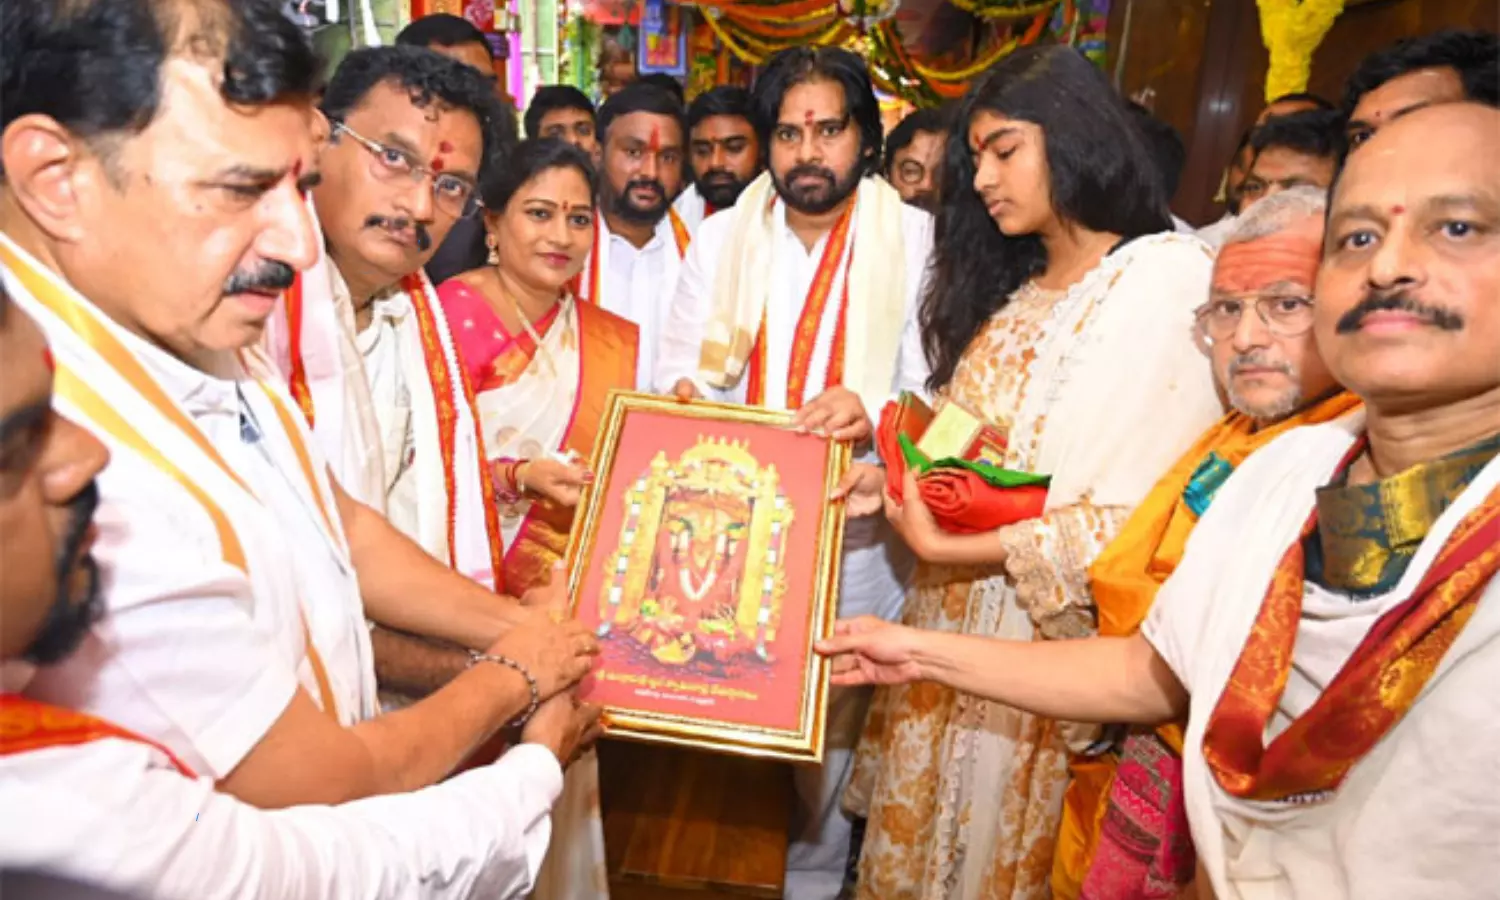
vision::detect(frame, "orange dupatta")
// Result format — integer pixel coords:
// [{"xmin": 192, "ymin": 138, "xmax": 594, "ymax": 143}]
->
[
  {"xmin": 502, "ymin": 302, "xmax": 639, "ymax": 592},
  {"xmin": 1203, "ymin": 441, "xmax": 1500, "ymax": 801},
  {"xmin": 0, "ymin": 694, "xmax": 197, "ymax": 777},
  {"xmin": 0, "ymin": 241, "xmax": 346, "ymax": 723},
  {"xmin": 570, "ymin": 209, "xmax": 691, "ymax": 304},
  {"xmin": 1051, "ymin": 391, "xmax": 1361, "ymax": 898}
]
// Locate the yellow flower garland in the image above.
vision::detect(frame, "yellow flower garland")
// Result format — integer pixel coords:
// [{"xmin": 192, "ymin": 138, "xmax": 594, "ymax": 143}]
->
[{"xmin": 1257, "ymin": 0, "xmax": 1345, "ymax": 101}]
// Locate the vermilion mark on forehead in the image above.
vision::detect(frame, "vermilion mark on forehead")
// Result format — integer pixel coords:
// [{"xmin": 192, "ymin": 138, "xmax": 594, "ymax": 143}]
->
[
  {"xmin": 439, "ymin": 141, "xmax": 454, "ymax": 153},
  {"xmin": 291, "ymin": 159, "xmax": 303, "ymax": 179},
  {"xmin": 648, "ymin": 124, "xmax": 661, "ymax": 153},
  {"xmin": 43, "ymin": 348, "xmax": 55, "ymax": 372},
  {"xmin": 804, "ymin": 109, "xmax": 815, "ymax": 128},
  {"xmin": 430, "ymin": 156, "xmax": 446, "ymax": 172},
  {"xmin": 1391, "ymin": 205, "xmax": 1405, "ymax": 216}
]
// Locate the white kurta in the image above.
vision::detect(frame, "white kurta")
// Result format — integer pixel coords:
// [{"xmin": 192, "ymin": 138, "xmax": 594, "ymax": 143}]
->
[
  {"xmin": 1144, "ymin": 412, "xmax": 1500, "ymax": 900},
  {"xmin": 261, "ymin": 210, "xmax": 387, "ymax": 512},
  {"xmin": 578, "ymin": 214, "xmax": 684, "ymax": 390},
  {"xmin": 342, "ymin": 272, "xmax": 500, "ymax": 590},
  {"xmin": 11, "ymin": 313, "xmax": 378, "ymax": 778},
  {"xmin": 672, "ymin": 183, "xmax": 711, "ymax": 234},
  {"xmin": 655, "ymin": 191, "xmax": 935, "ymax": 900},
  {"xmin": 0, "ymin": 731, "xmax": 561, "ymax": 900},
  {"xmin": 358, "ymin": 294, "xmax": 421, "ymax": 539}
]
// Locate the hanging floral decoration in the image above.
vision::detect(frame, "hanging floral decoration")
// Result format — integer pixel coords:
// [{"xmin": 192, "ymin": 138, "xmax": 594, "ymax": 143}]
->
[
  {"xmin": 665, "ymin": 0, "xmax": 1107, "ymax": 106},
  {"xmin": 1256, "ymin": 0, "xmax": 1344, "ymax": 102}
]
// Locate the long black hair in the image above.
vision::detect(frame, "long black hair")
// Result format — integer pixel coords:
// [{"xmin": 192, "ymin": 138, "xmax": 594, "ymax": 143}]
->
[
  {"xmin": 921, "ymin": 45, "xmax": 1170, "ymax": 391},
  {"xmin": 478, "ymin": 137, "xmax": 597, "ymax": 214}
]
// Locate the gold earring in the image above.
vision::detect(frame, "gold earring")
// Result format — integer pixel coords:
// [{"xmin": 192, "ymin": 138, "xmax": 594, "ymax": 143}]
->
[{"xmin": 486, "ymin": 233, "xmax": 500, "ymax": 266}]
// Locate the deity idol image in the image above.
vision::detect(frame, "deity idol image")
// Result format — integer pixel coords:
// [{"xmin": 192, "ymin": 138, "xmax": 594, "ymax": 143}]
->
[{"xmin": 596, "ymin": 437, "xmax": 793, "ymax": 673}]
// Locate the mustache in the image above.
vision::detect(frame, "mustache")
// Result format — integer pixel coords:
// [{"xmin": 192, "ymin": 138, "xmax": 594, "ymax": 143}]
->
[
  {"xmin": 223, "ymin": 260, "xmax": 295, "ymax": 296},
  {"xmin": 785, "ymin": 164, "xmax": 836, "ymax": 186},
  {"xmin": 625, "ymin": 178, "xmax": 666, "ymax": 198},
  {"xmin": 1228, "ymin": 352, "xmax": 1293, "ymax": 378},
  {"xmin": 365, "ymin": 215, "xmax": 433, "ymax": 252},
  {"xmin": 24, "ymin": 480, "xmax": 104, "ymax": 667},
  {"xmin": 1335, "ymin": 289, "xmax": 1464, "ymax": 334},
  {"xmin": 700, "ymin": 169, "xmax": 738, "ymax": 184}
]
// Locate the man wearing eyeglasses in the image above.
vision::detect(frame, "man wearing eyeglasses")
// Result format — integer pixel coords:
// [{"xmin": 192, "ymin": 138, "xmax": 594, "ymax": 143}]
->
[
  {"xmin": 882, "ymin": 107, "xmax": 945, "ymax": 213},
  {"xmin": 1049, "ymin": 185, "xmax": 1359, "ymax": 900},
  {"xmin": 268, "ymin": 46, "xmax": 543, "ymax": 702}
]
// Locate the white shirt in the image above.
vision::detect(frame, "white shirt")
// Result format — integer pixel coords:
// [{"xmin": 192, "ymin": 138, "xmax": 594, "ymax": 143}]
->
[
  {"xmin": 600, "ymin": 225, "xmax": 673, "ymax": 389},
  {"xmin": 672, "ymin": 184, "xmax": 712, "ymax": 234},
  {"xmin": 655, "ymin": 199, "xmax": 933, "ymax": 406},
  {"xmin": 23, "ymin": 331, "xmax": 376, "ymax": 779},
  {"xmin": 0, "ymin": 734, "xmax": 561, "ymax": 900},
  {"xmin": 357, "ymin": 293, "xmax": 420, "ymax": 538}
]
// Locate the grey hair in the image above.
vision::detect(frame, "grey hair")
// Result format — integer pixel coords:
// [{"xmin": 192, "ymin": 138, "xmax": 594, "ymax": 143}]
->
[{"xmin": 1221, "ymin": 186, "xmax": 1327, "ymax": 248}]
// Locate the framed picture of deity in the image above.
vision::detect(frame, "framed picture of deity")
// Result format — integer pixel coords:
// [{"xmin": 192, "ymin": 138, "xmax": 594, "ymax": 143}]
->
[{"xmin": 563, "ymin": 392, "xmax": 850, "ymax": 763}]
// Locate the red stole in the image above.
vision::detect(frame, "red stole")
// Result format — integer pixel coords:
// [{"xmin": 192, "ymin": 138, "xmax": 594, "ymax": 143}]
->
[
  {"xmin": 502, "ymin": 302, "xmax": 640, "ymax": 592},
  {"xmin": 1203, "ymin": 442, "xmax": 1500, "ymax": 801},
  {"xmin": 402, "ymin": 274, "xmax": 507, "ymax": 592},
  {"xmin": 282, "ymin": 273, "xmax": 316, "ymax": 425},
  {"xmin": 0, "ymin": 693, "xmax": 196, "ymax": 777}
]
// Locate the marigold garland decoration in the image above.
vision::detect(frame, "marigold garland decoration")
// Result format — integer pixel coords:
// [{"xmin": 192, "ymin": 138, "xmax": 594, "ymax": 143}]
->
[{"xmin": 1257, "ymin": 0, "xmax": 1344, "ymax": 101}]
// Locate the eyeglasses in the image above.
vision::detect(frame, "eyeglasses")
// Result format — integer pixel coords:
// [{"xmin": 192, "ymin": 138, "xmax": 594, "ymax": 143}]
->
[
  {"xmin": 1195, "ymin": 294, "xmax": 1316, "ymax": 342},
  {"xmin": 895, "ymin": 159, "xmax": 928, "ymax": 186},
  {"xmin": 333, "ymin": 122, "xmax": 476, "ymax": 219}
]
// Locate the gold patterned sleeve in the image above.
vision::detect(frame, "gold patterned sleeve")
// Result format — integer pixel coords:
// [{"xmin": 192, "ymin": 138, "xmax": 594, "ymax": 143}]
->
[{"xmin": 995, "ymin": 497, "xmax": 1134, "ymax": 640}]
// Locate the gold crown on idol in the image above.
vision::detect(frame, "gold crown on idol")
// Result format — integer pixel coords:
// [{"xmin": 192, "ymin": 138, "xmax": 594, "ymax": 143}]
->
[{"xmin": 664, "ymin": 436, "xmax": 767, "ymax": 497}]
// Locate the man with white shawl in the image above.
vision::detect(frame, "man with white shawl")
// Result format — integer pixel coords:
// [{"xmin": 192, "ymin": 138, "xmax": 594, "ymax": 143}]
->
[
  {"xmin": 656, "ymin": 46, "xmax": 933, "ymax": 900},
  {"xmin": 576, "ymin": 82, "xmax": 692, "ymax": 389},
  {"xmin": 0, "ymin": 0, "xmax": 597, "ymax": 860},
  {"xmin": 818, "ymin": 103, "xmax": 1500, "ymax": 900},
  {"xmin": 265, "ymin": 48, "xmax": 525, "ymax": 703}
]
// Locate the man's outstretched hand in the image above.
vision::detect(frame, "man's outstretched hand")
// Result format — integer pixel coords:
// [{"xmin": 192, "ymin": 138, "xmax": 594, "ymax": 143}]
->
[{"xmin": 815, "ymin": 616, "xmax": 925, "ymax": 687}]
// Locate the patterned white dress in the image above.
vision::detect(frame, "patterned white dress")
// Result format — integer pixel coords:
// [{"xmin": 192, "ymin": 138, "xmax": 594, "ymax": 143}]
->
[{"xmin": 845, "ymin": 234, "xmax": 1223, "ymax": 900}]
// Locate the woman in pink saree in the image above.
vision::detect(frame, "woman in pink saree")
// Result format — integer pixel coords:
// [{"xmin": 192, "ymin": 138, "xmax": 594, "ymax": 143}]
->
[{"xmin": 437, "ymin": 138, "xmax": 638, "ymax": 900}]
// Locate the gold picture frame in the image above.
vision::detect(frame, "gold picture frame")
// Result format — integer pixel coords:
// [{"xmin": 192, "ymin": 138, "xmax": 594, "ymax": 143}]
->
[{"xmin": 563, "ymin": 391, "xmax": 850, "ymax": 763}]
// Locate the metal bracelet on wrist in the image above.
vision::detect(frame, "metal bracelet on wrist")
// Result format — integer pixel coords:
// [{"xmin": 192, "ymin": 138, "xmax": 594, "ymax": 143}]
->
[{"xmin": 468, "ymin": 650, "xmax": 540, "ymax": 729}]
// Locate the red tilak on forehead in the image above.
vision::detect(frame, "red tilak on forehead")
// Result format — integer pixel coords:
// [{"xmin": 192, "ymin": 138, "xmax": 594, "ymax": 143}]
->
[
  {"xmin": 804, "ymin": 109, "xmax": 815, "ymax": 128},
  {"xmin": 430, "ymin": 141, "xmax": 455, "ymax": 172},
  {"xmin": 648, "ymin": 124, "xmax": 661, "ymax": 153},
  {"xmin": 1391, "ymin": 205, "xmax": 1406, "ymax": 216},
  {"xmin": 292, "ymin": 159, "xmax": 303, "ymax": 179},
  {"xmin": 43, "ymin": 348, "xmax": 55, "ymax": 373}
]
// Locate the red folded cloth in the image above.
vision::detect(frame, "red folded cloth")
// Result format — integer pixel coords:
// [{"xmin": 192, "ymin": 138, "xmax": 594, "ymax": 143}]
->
[
  {"xmin": 876, "ymin": 400, "xmax": 912, "ymax": 501},
  {"xmin": 919, "ymin": 468, "xmax": 1049, "ymax": 533},
  {"xmin": 876, "ymin": 399, "xmax": 1048, "ymax": 532}
]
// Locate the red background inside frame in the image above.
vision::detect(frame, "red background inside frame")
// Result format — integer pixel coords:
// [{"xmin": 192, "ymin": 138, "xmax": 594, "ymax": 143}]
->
[{"xmin": 574, "ymin": 409, "xmax": 831, "ymax": 732}]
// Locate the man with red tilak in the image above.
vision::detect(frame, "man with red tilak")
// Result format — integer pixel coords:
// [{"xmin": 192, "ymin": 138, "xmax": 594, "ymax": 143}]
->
[
  {"xmin": 1049, "ymin": 186, "xmax": 1360, "ymax": 900},
  {"xmin": 820, "ymin": 103, "xmax": 1500, "ymax": 900},
  {"xmin": 657, "ymin": 46, "xmax": 936, "ymax": 900}
]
